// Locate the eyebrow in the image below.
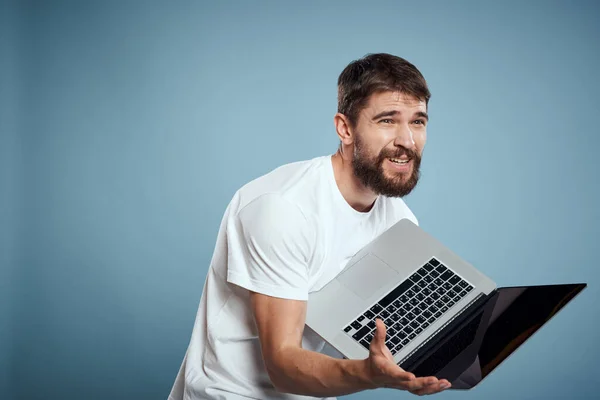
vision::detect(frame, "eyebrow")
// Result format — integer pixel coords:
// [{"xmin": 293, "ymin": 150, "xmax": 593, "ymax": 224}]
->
[{"xmin": 372, "ymin": 110, "xmax": 429, "ymax": 121}]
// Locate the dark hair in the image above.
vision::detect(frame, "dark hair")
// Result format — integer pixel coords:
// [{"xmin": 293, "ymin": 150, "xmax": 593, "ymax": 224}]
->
[{"xmin": 337, "ymin": 53, "xmax": 430, "ymax": 127}]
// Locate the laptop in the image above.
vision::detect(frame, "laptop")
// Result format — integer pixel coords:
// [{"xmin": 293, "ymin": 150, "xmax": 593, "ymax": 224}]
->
[{"xmin": 305, "ymin": 218, "xmax": 586, "ymax": 387}]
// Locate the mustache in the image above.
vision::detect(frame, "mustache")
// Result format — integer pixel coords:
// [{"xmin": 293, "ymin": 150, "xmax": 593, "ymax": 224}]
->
[{"xmin": 380, "ymin": 147, "xmax": 420, "ymax": 160}]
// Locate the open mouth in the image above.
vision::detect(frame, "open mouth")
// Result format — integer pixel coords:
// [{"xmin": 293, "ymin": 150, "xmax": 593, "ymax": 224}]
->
[{"xmin": 388, "ymin": 157, "xmax": 410, "ymax": 165}]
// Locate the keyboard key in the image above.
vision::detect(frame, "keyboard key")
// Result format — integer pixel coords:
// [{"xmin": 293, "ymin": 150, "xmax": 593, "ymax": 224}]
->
[
  {"xmin": 418, "ymin": 302, "xmax": 427, "ymax": 311},
  {"xmin": 448, "ymin": 300, "xmax": 455, "ymax": 308},
  {"xmin": 365, "ymin": 333, "xmax": 374, "ymax": 342},
  {"xmin": 397, "ymin": 331, "xmax": 407, "ymax": 339},
  {"xmin": 417, "ymin": 315, "xmax": 426, "ymax": 323},
  {"xmin": 443, "ymin": 282, "xmax": 453, "ymax": 290},
  {"xmin": 409, "ymin": 298, "xmax": 419, "ymax": 306},
  {"xmin": 459, "ymin": 281, "xmax": 468, "ymax": 288},
  {"xmin": 391, "ymin": 336, "xmax": 401, "ymax": 345},
  {"xmin": 364, "ymin": 310, "xmax": 375, "ymax": 319},
  {"xmin": 400, "ymin": 295, "xmax": 409, "ymax": 303},
  {"xmin": 393, "ymin": 322, "xmax": 403, "ymax": 331},
  {"xmin": 409, "ymin": 333, "xmax": 416, "ymax": 340},
  {"xmin": 395, "ymin": 343, "xmax": 404, "ymax": 351},
  {"xmin": 458, "ymin": 290, "xmax": 467, "ymax": 298},
  {"xmin": 417, "ymin": 280, "xmax": 427, "ymax": 289},
  {"xmin": 441, "ymin": 306, "xmax": 449, "ymax": 313},
  {"xmin": 429, "ymin": 305, "xmax": 438, "ymax": 313},
  {"xmin": 357, "ymin": 315, "xmax": 365, "ymax": 322},
  {"xmin": 404, "ymin": 326, "xmax": 414, "ymax": 334},
  {"xmin": 423, "ymin": 310, "xmax": 432, "ymax": 319},
  {"xmin": 360, "ymin": 339, "xmax": 370, "ymax": 349},
  {"xmin": 416, "ymin": 293, "xmax": 425, "ymax": 301},
  {"xmin": 428, "ymin": 316, "xmax": 436, "ymax": 323},
  {"xmin": 447, "ymin": 290, "xmax": 457, "ymax": 298},
  {"xmin": 398, "ymin": 308, "xmax": 407, "ymax": 316},
  {"xmin": 429, "ymin": 258, "xmax": 440, "ymax": 266},
  {"xmin": 353, "ymin": 325, "xmax": 371, "ymax": 341},
  {"xmin": 422, "ymin": 288, "xmax": 432, "ymax": 296},
  {"xmin": 434, "ymin": 278, "xmax": 443, "ymax": 286},
  {"xmin": 410, "ymin": 273, "xmax": 421, "ymax": 282},
  {"xmin": 435, "ymin": 300, "xmax": 444, "ymax": 308},
  {"xmin": 367, "ymin": 321, "xmax": 376, "ymax": 329},
  {"xmin": 436, "ymin": 264, "xmax": 447, "ymax": 274},
  {"xmin": 390, "ymin": 347, "xmax": 398, "ymax": 355},
  {"xmin": 424, "ymin": 297, "xmax": 434, "ymax": 305},
  {"xmin": 400, "ymin": 317, "xmax": 409, "ymax": 326},
  {"xmin": 404, "ymin": 304, "xmax": 413, "ymax": 311},
  {"xmin": 401, "ymin": 338, "xmax": 410, "ymax": 345},
  {"xmin": 378, "ymin": 280, "xmax": 414, "ymax": 308},
  {"xmin": 406, "ymin": 290, "xmax": 416, "ymax": 298},
  {"xmin": 406, "ymin": 312, "xmax": 416, "ymax": 320},
  {"xmin": 434, "ymin": 311, "xmax": 442, "ymax": 318},
  {"xmin": 413, "ymin": 285, "xmax": 422, "ymax": 294},
  {"xmin": 388, "ymin": 328, "xmax": 397, "ymax": 336},
  {"xmin": 466, "ymin": 285, "xmax": 473, "ymax": 292},
  {"xmin": 424, "ymin": 263, "xmax": 434, "ymax": 272},
  {"xmin": 422, "ymin": 321, "xmax": 430, "ymax": 329},
  {"xmin": 431, "ymin": 292, "xmax": 440, "ymax": 300},
  {"xmin": 344, "ymin": 325, "xmax": 352, "ymax": 333},
  {"xmin": 417, "ymin": 268, "xmax": 428, "ymax": 277},
  {"xmin": 351, "ymin": 321, "xmax": 362, "ymax": 330},
  {"xmin": 370, "ymin": 304, "xmax": 383, "ymax": 314},
  {"xmin": 387, "ymin": 305, "xmax": 397, "ymax": 313},
  {"xmin": 449, "ymin": 275, "xmax": 461, "ymax": 285},
  {"xmin": 410, "ymin": 320, "xmax": 419, "ymax": 329},
  {"xmin": 436, "ymin": 287, "xmax": 445, "ymax": 295},
  {"xmin": 430, "ymin": 270, "xmax": 440, "ymax": 278},
  {"xmin": 392, "ymin": 300, "xmax": 402, "ymax": 308},
  {"xmin": 452, "ymin": 284, "xmax": 462, "ymax": 293},
  {"xmin": 413, "ymin": 308, "xmax": 422, "ymax": 316},
  {"xmin": 440, "ymin": 270, "xmax": 453, "ymax": 281},
  {"xmin": 391, "ymin": 313, "xmax": 400, "ymax": 322},
  {"xmin": 380, "ymin": 310, "xmax": 390, "ymax": 319},
  {"xmin": 441, "ymin": 295, "xmax": 451, "ymax": 303},
  {"xmin": 416, "ymin": 327, "xmax": 423, "ymax": 334}
]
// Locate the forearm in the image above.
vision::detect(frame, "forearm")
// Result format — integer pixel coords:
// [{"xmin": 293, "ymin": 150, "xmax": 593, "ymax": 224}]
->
[{"xmin": 267, "ymin": 346, "xmax": 376, "ymax": 397}]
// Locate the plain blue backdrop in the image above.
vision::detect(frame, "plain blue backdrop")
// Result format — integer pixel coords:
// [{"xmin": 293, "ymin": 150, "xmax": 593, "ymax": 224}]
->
[{"xmin": 1, "ymin": 0, "xmax": 599, "ymax": 399}]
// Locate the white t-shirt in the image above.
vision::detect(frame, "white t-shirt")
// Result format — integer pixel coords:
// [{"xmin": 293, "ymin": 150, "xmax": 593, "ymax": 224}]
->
[{"xmin": 169, "ymin": 155, "xmax": 418, "ymax": 400}]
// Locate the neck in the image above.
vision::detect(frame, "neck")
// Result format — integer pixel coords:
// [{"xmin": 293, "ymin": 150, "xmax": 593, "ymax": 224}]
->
[{"xmin": 331, "ymin": 150, "xmax": 378, "ymax": 213}]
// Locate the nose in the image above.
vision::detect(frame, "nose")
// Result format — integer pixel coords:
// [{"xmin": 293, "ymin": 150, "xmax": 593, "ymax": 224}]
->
[{"xmin": 393, "ymin": 123, "xmax": 416, "ymax": 149}]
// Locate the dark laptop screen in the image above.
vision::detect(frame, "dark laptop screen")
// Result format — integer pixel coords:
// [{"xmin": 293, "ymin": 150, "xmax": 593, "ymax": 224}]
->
[{"xmin": 451, "ymin": 283, "xmax": 586, "ymax": 389}]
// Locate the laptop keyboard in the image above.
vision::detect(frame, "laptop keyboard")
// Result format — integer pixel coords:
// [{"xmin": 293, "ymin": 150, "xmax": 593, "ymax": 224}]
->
[{"xmin": 343, "ymin": 257, "xmax": 473, "ymax": 355}]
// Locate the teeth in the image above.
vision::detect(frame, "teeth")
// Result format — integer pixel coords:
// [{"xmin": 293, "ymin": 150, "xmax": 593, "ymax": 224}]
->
[{"xmin": 389, "ymin": 158, "xmax": 409, "ymax": 164}]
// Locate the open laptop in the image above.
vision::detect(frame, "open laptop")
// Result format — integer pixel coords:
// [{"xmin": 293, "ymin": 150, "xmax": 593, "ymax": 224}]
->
[{"xmin": 305, "ymin": 218, "xmax": 586, "ymax": 386}]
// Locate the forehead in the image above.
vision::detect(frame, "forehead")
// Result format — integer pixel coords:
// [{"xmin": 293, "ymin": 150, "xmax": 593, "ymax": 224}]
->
[{"xmin": 363, "ymin": 91, "xmax": 427, "ymax": 114}]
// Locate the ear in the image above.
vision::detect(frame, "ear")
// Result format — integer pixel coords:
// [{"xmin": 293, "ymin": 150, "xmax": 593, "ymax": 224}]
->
[{"xmin": 333, "ymin": 113, "xmax": 354, "ymax": 146}]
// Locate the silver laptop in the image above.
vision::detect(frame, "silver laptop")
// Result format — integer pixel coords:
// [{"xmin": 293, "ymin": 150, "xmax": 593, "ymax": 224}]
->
[{"xmin": 306, "ymin": 218, "xmax": 496, "ymax": 367}]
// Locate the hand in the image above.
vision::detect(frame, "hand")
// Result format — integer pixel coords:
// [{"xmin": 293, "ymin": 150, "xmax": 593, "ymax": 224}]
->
[{"xmin": 366, "ymin": 319, "xmax": 451, "ymax": 396}]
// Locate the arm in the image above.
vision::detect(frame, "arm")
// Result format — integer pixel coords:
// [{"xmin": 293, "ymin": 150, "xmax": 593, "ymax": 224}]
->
[{"xmin": 250, "ymin": 292, "xmax": 451, "ymax": 397}]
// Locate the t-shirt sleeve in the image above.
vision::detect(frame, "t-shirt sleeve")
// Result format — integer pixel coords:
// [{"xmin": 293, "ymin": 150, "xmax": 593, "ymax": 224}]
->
[{"xmin": 225, "ymin": 193, "xmax": 314, "ymax": 301}]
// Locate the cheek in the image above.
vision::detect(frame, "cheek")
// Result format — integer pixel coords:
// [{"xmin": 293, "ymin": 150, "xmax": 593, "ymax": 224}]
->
[{"xmin": 415, "ymin": 130, "xmax": 427, "ymax": 150}]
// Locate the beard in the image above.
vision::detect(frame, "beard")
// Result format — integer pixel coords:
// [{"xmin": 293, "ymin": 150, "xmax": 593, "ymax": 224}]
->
[{"xmin": 351, "ymin": 134, "xmax": 421, "ymax": 198}]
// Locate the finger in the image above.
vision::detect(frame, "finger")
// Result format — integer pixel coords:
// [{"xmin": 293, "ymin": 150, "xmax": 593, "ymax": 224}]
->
[
  {"xmin": 400, "ymin": 376, "xmax": 439, "ymax": 391},
  {"xmin": 410, "ymin": 379, "xmax": 451, "ymax": 396},
  {"xmin": 374, "ymin": 318, "xmax": 387, "ymax": 344}
]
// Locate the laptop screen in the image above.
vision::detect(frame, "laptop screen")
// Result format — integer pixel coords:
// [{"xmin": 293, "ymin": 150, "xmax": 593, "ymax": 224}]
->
[{"xmin": 451, "ymin": 283, "xmax": 586, "ymax": 389}]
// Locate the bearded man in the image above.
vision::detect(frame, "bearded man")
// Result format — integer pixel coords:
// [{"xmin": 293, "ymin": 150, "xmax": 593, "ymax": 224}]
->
[{"xmin": 169, "ymin": 53, "xmax": 451, "ymax": 400}]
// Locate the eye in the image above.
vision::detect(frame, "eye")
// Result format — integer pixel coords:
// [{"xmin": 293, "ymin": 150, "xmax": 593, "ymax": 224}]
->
[
  {"xmin": 412, "ymin": 119, "xmax": 426, "ymax": 126},
  {"xmin": 379, "ymin": 118, "xmax": 394, "ymax": 124}
]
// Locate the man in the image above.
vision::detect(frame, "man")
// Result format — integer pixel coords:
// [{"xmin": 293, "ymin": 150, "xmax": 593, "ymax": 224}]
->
[{"xmin": 169, "ymin": 53, "xmax": 451, "ymax": 399}]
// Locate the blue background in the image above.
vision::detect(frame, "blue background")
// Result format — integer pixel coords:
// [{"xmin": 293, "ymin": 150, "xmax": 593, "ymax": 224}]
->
[{"xmin": 1, "ymin": 0, "xmax": 599, "ymax": 399}]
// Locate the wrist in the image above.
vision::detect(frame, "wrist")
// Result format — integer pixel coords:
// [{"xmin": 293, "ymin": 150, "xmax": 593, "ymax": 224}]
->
[{"xmin": 342, "ymin": 358, "xmax": 377, "ymax": 390}]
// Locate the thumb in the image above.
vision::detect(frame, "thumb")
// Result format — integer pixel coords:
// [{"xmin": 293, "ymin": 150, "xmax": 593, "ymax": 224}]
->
[{"xmin": 373, "ymin": 318, "xmax": 387, "ymax": 346}]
